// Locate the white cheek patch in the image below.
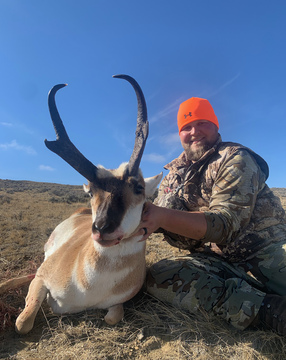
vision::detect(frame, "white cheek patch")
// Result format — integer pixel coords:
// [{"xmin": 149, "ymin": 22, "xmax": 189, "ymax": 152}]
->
[
  {"xmin": 92, "ymin": 211, "xmax": 99, "ymax": 224},
  {"xmin": 120, "ymin": 202, "xmax": 144, "ymax": 238},
  {"xmin": 91, "ymin": 197, "xmax": 104, "ymax": 223}
]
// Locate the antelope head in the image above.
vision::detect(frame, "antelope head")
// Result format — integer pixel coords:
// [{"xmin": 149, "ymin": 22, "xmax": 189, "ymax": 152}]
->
[{"xmin": 45, "ymin": 75, "xmax": 162, "ymax": 247}]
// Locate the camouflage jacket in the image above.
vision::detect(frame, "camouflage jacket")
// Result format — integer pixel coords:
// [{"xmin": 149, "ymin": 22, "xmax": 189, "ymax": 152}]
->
[{"xmin": 155, "ymin": 136, "xmax": 286, "ymax": 262}]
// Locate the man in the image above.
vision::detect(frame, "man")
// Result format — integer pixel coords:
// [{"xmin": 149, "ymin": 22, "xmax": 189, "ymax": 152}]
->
[{"xmin": 139, "ymin": 97, "xmax": 286, "ymax": 335}]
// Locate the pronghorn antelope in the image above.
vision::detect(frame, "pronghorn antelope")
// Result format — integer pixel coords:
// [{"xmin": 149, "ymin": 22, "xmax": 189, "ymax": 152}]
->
[{"xmin": 15, "ymin": 75, "xmax": 162, "ymax": 335}]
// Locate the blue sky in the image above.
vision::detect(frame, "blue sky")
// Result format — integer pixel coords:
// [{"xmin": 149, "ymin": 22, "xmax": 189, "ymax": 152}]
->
[{"xmin": 0, "ymin": 1, "xmax": 285, "ymax": 188}]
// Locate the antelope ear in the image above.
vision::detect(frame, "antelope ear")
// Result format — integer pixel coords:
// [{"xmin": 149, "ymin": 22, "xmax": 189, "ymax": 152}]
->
[
  {"xmin": 83, "ymin": 183, "xmax": 90, "ymax": 193},
  {"xmin": 144, "ymin": 172, "xmax": 163, "ymax": 197}
]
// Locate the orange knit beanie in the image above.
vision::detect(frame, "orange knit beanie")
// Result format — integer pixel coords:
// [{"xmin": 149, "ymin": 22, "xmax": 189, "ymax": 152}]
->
[{"xmin": 177, "ymin": 97, "xmax": 219, "ymax": 133}]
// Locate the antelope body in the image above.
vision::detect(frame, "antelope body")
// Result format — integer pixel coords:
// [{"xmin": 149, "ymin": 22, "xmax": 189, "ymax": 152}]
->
[{"xmin": 15, "ymin": 75, "xmax": 162, "ymax": 335}]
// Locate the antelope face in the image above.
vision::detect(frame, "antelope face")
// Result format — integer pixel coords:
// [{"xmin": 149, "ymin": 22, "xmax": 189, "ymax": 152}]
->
[{"xmin": 84, "ymin": 164, "xmax": 147, "ymax": 247}]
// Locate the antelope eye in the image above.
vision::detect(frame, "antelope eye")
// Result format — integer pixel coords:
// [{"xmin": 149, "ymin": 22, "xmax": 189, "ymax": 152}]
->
[
  {"xmin": 88, "ymin": 191, "xmax": 93, "ymax": 198},
  {"xmin": 135, "ymin": 184, "xmax": 144, "ymax": 194}
]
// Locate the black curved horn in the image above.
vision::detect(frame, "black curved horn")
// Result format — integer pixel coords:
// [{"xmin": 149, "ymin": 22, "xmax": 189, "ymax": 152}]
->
[
  {"xmin": 45, "ymin": 84, "xmax": 98, "ymax": 182},
  {"xmin": 113, "ymin": 75, "xmax": 148, "ymax": 177}
]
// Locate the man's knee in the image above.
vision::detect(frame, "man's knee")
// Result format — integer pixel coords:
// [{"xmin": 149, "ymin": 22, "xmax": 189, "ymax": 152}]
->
[{"xmin": 146, "ymin": 258, "xmax": 182, "ymax": 305}]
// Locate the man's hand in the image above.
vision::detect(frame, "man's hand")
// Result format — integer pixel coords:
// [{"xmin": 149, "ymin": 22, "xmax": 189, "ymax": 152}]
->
[
  {"xmin": 136, "ymin": 200, "xmax": 208, "ymax": 242},
  {"xmin": 136, "ymin": 202, "xmax": 161, "ymax": 241}
]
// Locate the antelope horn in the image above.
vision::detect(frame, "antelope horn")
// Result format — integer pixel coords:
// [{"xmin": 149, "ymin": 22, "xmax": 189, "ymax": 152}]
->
[
  {"xmin": 113, "ymin": 75, "xmax": 148, "ymax": 177},
  {"xmin": 44, "ymin": 84, "xmax": 98, "ymax": 182}
]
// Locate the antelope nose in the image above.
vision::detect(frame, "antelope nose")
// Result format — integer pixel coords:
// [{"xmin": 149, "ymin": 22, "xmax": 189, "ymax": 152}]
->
[
  {"xmin": 92, "ymin": 221, "xmax": 113, "ymax": 236},
  {"xmin": 92, "ymin": 222, "xmax": 104, "ymax": 235}
]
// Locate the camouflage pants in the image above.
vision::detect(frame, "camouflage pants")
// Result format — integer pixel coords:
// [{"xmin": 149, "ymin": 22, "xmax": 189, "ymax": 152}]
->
[{"xmin": 146, "ymin": 240, "xmax": 286, "ymax": 330}]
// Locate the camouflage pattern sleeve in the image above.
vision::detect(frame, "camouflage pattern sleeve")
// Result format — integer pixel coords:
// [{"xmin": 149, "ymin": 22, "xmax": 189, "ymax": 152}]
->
[{"xmin": 204, "ymin": 149, "xmax": 263, "ymax": 244}]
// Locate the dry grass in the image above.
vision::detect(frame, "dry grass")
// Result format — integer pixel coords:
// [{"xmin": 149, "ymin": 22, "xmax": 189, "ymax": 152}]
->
[{"xmin": 1, "ymin": 179, "xmax": 286, "ymax": 359}]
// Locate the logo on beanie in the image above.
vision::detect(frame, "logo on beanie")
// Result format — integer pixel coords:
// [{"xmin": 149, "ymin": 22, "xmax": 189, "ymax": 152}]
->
[{"xmin": 184, "ymin": 112, "xmax": 192, "ymax": 119}]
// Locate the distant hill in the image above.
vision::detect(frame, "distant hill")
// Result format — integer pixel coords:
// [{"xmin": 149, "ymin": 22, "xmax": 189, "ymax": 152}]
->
[
  {"xmin": 0, "ymin": 179, "xmax": 285, "ymax": 208},
  {"xmin": 0, "ymin": 179, "xmax": 88, "ymax": 203}
]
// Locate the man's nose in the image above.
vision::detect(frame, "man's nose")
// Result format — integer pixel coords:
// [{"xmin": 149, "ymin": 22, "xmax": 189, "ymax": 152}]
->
[{"xmin": 189, "ymin": 125, "xmax": 199, "ymax": 135}]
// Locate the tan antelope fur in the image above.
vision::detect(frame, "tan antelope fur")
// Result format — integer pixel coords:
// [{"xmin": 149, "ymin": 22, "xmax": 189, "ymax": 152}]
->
[{"xmin": 15, "ymin": 75, "xmax": 162, "ymax": 335}]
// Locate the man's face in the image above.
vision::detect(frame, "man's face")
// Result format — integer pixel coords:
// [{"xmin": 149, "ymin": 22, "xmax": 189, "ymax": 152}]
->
[{"xmin": 179, "ymin": 120, "xmax": 219, "ymax": 162}]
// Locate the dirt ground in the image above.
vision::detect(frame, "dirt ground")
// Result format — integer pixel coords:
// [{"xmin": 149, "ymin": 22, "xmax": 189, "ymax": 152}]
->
[{"xmin": 1, "ymin": 179, "xmax": 286, "ymax": 360}]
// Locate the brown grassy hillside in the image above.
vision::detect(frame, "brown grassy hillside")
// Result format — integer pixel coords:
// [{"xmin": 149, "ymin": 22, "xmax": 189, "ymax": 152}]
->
[{"xmin": 0, "ymin": 180, "xmax": 286, "ymax": 360}]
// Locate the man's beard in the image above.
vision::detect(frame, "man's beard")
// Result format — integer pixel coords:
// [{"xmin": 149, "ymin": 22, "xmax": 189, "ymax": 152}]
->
[{"xmin": 183, "ymin": 141, "xmax": 213, "ymax": 162}]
